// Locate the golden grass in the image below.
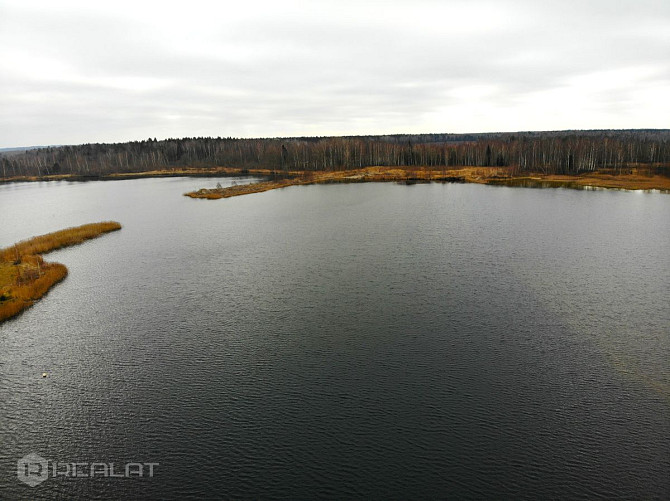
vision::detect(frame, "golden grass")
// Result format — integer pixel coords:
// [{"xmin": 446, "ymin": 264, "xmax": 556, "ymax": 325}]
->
[
  {"xmin": 185, "ymin": 178, "xmax": 302, "ymax": 199},
  {"xmin": 0, "ymin": 222, "xmax": 121, "ymax": 322},
  {"xmin": 531, "ymin": 172, "xmax": 670, "ymax": 191},
  {"xmin": 184, "ymin": 166, "xmax": 670, "ymax": 200},
  {"xmin": 184, "ymin": 167, "xmax": 503, "ymax": 199},
  {"xmin": 6, "ymin": 164, "xmax": 668, "ymax": 193}
]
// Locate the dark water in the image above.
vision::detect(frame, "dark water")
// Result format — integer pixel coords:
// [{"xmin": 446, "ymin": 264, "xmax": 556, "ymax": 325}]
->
[{"xmin": 1, "ymin": 178, "xmax": 668, "ymax": 499}]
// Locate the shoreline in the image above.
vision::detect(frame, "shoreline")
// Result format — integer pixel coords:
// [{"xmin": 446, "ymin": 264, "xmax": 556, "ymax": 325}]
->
[
  {"xmin": 0, "ymin": 222, "xmax": 122, "ymax": 322},
  {"xmin": 2, "ymin": 166, "xmax": 669, "ymax": 196},
  {"xmin": 184, "ymin": 166, "xmax": 670, "ymax": 199},
  {"xmin": 2, "ymin": 166, "xmax": 670, "ymax": 194}
]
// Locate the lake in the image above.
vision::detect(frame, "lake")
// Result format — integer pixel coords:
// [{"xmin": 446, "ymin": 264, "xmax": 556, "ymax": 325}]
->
[{"xmin": 1, "ymin": 177, "xmax": 669, "ymax": 499}]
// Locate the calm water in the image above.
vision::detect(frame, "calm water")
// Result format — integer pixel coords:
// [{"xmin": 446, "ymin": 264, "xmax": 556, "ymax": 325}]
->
[{"xmin": 0, "ymin": 177, "xmax": 668, "ymax": 499}]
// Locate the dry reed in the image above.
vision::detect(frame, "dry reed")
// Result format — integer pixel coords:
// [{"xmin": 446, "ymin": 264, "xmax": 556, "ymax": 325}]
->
[{"xmin": 0, "ymin": 222, "xmax": 121, "ymax": 322}]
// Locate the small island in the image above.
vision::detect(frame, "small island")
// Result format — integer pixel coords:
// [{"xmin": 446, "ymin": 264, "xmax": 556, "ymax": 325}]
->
[{"xmin": 0, "ymin": 222, "xmax": 121, "ymax": 322}]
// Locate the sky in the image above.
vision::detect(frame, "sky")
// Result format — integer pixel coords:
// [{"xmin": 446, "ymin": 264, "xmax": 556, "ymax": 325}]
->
[{"xmin": 0, "ymin": 0, "xmax": 669, "ymax": 147}]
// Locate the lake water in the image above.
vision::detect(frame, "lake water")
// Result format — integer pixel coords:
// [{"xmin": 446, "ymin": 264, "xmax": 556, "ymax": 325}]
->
[{"xmin": 1, "ymin": 177, "xmax": 668, "ymax": 499}]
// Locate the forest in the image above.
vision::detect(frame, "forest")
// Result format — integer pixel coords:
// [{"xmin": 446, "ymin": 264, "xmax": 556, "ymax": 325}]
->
[{"xmin": 1, "ymin": 130, "xmax": 669, "ymax": 179}]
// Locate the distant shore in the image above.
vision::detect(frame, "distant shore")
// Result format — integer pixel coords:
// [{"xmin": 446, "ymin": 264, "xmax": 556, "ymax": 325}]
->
[
  {"xmin": 2, "ymin": 165, "xmax": 669, "ymax": 194},
  {"xmin": 0, "ymin": 222, "xmax": 121, "ymax": 322},
  {"xmin": 184, "ymin": 166, "xmax": 670, "ymax": 199},
  {"xmin": 0, "ymin": 167, "xmax": 270, "ymax": 184}
]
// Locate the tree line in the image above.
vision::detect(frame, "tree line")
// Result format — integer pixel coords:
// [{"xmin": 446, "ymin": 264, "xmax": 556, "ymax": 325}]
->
[{"xmin": 2, "ymin": 130, "xmax": 669, "ymax": 178}]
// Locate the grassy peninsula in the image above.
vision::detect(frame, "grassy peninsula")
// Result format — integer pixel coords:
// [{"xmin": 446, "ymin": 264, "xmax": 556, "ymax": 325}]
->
[
  {"xmin": 184, "ymin": 166, "xmax": 670, "ymax": 200},
  {"xmin": 0, "ymin": 222, "xmax": 121, "ymax": 322}
]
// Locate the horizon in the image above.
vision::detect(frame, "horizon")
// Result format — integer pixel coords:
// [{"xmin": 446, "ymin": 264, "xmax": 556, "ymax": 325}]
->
[{"xmin": 4, "ymin": 127, "xmax": 670, "ymax": 151}]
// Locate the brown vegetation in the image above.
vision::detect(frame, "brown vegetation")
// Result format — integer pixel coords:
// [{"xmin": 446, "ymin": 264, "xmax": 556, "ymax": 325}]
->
[
  {"xmin": 184, "ymin": 166, "xmax": 670, "ymax": 200},
  {"xmin": 0, "ymin": 222, "xmax": 121, "ymax": 322},
  {"xmin": 495, "ymin": 170, "xmax": 670, "ymax": 191}
]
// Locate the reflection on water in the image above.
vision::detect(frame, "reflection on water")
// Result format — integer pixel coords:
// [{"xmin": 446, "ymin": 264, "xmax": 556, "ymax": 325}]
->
[
  {"xmin": 487, "ymin": 177, "xmax": 670, "ymax": 193},
  {"xmin": 0, "ymin": 178, "xmax": 668, "ymax": 499}
]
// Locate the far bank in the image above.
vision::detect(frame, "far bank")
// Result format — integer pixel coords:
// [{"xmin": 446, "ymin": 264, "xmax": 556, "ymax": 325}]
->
[{"xmin": 184, "ymin": 166, "xmax": 670, "ymax": 200}]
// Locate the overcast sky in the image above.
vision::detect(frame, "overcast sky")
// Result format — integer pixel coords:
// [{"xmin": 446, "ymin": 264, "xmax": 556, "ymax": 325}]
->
[{"xmin": 0, "ymin": 0, "xmax": 668, "ymax": 147}]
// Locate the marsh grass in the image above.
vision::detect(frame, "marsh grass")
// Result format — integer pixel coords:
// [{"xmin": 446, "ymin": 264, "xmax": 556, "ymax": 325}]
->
[
  {"xmin": 0, "ymin": 222, "xmax": 121, "ymax": 322},
  {"xmin": 185, "ymin": 165, "xmax": 670, "ymax": 200},
  {"xmin": 184, "ymin": 167, "xmax": 496, "ymax": 199}
]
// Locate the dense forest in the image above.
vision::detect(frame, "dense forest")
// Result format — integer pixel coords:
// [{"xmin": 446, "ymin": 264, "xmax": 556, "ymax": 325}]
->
[{"xmin": 2, "ymin": 130, "xmax": 669, "ymax": 178}]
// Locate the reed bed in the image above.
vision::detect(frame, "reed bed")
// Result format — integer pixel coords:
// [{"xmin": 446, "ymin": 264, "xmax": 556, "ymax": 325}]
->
[
  {"xmin": 185, "ymin": 165, "xmax": 670, "ymax": 200},
  {"xmin": 184, "ymin": 167, "xmax": 472, "ymax": 199},
  {"xmin": 0, "ymin": 222, "xmax": 121, "ymax": 322}
]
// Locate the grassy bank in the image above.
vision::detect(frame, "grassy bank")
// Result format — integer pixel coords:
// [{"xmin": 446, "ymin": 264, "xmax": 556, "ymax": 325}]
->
[
  {"xmin": 4, "ymin": 165, "xmax": 668, "ymax": 193},
  {"xmin": 184, "ymin": 166, "xmax": 670, "ymax": 200},
  {"xmin": 486, "ymin": 172, "xmax": 670, "ymax": 191},
  {"xmin": 0, "ymin": 222, "xmax": 121, "ymax": 322},
  {"xmin": 184, "ymin": 167, "xmax": 471, "ymax": 199}
]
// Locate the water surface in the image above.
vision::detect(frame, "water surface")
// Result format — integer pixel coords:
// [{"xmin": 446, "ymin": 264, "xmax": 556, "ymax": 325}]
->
[{"xmin": 1, "ymin": 178, "xmax": 668, "ymax": 499}]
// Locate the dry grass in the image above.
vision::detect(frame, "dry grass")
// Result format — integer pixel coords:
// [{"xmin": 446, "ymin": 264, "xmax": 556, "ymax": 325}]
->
[
  {"xmin": 0, "ymin": 222, "xmax": 121, "ymax": 322},
  {"xmin": 533, "ymin": 172, "xmax": 670, "ymax": 191},
  {"xmin": 185, "ymin": 166, "xmax": 670, "ymax": 200},
  {"xmin": 183, "ymin": 166, "xmax": 502, "ymax": 199},
  {"xmin": 5, "ymin": 164, "xmax": 670, "ymax": 192},
  {"xmin": 185, "ymin": 178, "xmax": 304, "ymax": 199},
  {"xmin": 7, "ymin": 164, "xmax": 668, "ymax": 193}
]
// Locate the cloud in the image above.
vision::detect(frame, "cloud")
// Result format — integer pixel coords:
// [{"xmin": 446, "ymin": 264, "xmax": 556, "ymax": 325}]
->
[{"xmin": 1, "ymin": 0, "xmax": 669, "ymax": 146}]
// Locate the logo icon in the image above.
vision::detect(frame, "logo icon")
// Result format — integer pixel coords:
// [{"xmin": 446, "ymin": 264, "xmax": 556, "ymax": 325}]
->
[{"xmin": 17, "ymin": 453, "xmax": 49, "ymax": 487}]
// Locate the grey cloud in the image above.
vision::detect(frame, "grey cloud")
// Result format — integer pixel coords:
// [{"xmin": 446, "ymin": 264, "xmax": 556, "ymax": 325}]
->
[{"xmin": 1, "ymin": 0, "xmax": 669, "ymax": 147}]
